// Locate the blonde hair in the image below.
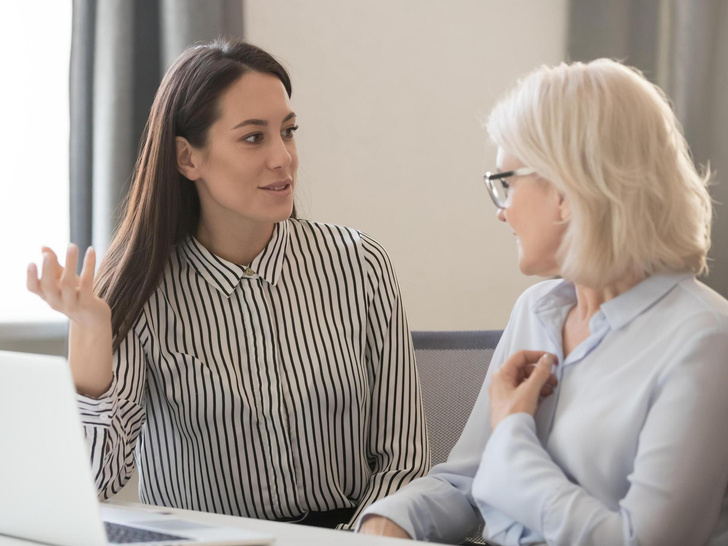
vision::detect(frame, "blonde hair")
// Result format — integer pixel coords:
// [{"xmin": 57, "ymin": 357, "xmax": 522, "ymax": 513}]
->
[{"xmin": 487, "ymin": 58, "xmax": 712, "ymax": 288}]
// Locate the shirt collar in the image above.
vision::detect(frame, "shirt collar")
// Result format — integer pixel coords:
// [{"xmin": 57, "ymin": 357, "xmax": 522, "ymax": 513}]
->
[
  {"xmin": 599, "ymin": 272, "xmax": 691, "ymax": 330},
  {"xmin": 533, "ymin": 280, "xmax": 576, "ymax": 330},
  {"xmin": 179, "ymin": 220, "xmax": 290, "ymax": 297},
  {"xmin": 534, "ymin": 272, "xmax": 691, "ymax": 332}
]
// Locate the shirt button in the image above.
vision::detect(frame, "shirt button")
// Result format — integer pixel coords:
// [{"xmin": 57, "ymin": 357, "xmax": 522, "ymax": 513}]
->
[{"xmin": 245, "ymin": 267, "xmax": 254, "ymax": 276}]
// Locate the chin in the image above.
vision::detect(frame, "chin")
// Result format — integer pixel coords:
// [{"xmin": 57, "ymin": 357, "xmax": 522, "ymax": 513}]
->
[
  {"xmin": 517, "ymin": 254, "xmax": 534, "ymax": 276},
  {"xmin": 518, "ymin": 258, "xmax": 554, "ymax": 278},
  {"xmin": 271, "ymin": 203, "xmax": 295, "ymax": 222}
]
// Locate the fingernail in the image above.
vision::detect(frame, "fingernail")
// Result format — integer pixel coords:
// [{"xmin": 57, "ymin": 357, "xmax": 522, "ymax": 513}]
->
[{"xmin": 539, "ymin": 354, "xmax": 554, "ymax": 365}]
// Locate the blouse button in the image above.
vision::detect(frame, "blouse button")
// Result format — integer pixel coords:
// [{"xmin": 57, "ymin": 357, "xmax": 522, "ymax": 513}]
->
[{"xmin": 245, "ymin": 267, "xmax": 254, "ymax": 276}]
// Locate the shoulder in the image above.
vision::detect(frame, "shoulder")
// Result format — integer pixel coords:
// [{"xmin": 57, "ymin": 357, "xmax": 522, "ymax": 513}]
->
[
  {"xmin": 666, "ymin": 277, "xmax": 728, "ymax": 333},
  {"xmin": 287, "ymin": 218, "xmax": 390, "ymax": 257},
  {"xmin": 512, "ymin": 278, "xmax": 564, "ymax": 312},
  {"xmin": 646, "ymin": 277, "xmax": 728, "ymax": 391},
  {"xmin": 497, "ymin": 278, "xmax": 564, "ymax": 347},
  {"xmin": 287, "ymin": 218, "xmax": 363, "ymax": 246}
]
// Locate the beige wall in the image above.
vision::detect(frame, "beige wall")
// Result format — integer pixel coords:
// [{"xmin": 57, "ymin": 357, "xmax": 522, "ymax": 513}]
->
[{"xmin": 244, "ymin": 0, "xmax": 568, "ymax": 330}]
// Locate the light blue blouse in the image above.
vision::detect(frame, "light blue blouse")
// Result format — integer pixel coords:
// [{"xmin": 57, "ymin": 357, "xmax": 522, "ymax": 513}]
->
[{"xmin": 360, "ymin": 273, "xmax": 728, "ymax": 545}]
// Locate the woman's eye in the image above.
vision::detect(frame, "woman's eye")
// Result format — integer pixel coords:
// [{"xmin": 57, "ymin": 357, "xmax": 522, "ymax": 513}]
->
[
  {"xmin": 242, "ymin": 133, "xmax": 263, "ymax": 144},
  {"xmin": 282, "ymin": 125, "xmax": 299, "ymax": 139}
]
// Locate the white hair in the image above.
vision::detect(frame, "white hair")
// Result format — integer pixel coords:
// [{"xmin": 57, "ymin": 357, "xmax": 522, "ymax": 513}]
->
[{"xmin": 487, "ymin": 58, "xmax": 712, "ymax": 288}]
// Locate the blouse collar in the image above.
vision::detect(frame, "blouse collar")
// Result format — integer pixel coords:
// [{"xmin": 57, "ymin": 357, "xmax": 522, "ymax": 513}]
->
[
  {"xmin": 533, "ymin": 272, "xmax": 691, "ymax": 332},
  {"xmin": 179, "ymin": 220, "xmax": 290, "ymax": 297}
]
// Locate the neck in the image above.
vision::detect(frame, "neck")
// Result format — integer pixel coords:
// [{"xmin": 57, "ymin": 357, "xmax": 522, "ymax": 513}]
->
[
  {"xmin": 561, "ymin": 274, "xmax": 644, "ymax": 358},
  {"xmin": 195, "ymin": 215, "xmax": 276, "ymax": 266},
  {"xmin": 572, "ymin": 274, "xmax": 644, "ymax": 322}
]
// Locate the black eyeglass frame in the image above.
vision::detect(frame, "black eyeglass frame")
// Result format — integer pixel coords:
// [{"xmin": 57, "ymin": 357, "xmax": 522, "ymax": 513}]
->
[{"xmin": 483, "ymin": 167, "xmax": 537, "ymax": 209}]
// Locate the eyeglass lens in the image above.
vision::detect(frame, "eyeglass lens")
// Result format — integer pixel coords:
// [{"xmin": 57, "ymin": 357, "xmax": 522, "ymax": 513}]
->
[{"xmin": 492, "ymin": 179, "xmax": 508, "ymax": 207}]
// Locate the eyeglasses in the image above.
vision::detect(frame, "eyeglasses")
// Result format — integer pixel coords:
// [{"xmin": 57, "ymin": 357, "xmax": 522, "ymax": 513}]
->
[{"xmin": 483, "ymin": 167, "xmax": 537, "ymax": 209}]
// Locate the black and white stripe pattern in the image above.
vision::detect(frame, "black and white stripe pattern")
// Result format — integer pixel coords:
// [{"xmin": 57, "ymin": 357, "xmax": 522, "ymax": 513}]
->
[{"xmin": 77, "ymin": 218, "xmax": 429, "ymax": 527}]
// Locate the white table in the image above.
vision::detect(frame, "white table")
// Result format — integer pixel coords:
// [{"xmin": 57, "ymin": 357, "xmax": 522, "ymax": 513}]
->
[{"xmin": 0, "ymin": 499, "xmax": 447, "ymax": 546}]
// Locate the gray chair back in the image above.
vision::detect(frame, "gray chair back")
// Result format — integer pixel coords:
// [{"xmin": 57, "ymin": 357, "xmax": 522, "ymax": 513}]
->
[{"xmin": 412, "ymin": 330, "xmax": 502, "ymax": 468}]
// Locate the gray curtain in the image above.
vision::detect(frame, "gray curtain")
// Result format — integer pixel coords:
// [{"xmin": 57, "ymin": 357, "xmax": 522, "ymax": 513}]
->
[
  {"xmin": 568, "ymin": 0, "xmax": 728, "ymax": 297},
  {"xmin": 69, "ymin": 0, "xmax": 244, "ymax": 257}
]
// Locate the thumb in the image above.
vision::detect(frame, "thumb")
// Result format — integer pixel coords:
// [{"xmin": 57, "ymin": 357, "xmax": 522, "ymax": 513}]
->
[{"xmin": 522, "ymin": 353, "xmax": 555, "ymax": 397}]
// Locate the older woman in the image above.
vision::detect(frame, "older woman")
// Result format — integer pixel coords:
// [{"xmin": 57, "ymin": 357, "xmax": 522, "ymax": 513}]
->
[{"xmin": 358, "ymin": 59, "xmax": 728, "ymax": 545}]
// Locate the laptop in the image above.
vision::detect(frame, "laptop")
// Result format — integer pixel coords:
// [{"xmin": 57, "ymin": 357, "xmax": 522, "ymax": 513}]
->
[{"xmin": 0, "ymin": 350, "xmax": 274, "ymax": 546}]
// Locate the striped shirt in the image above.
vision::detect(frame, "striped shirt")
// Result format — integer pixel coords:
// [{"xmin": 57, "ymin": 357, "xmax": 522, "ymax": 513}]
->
[{"xmin": 77, "ymin": 218, "xmax": 429, "ymax": 528}]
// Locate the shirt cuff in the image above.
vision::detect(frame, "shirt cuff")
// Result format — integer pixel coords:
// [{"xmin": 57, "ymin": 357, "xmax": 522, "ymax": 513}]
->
[
  {"xmin": 473, "ymin": 412, "xmax": 557, "ymax": 538},
  {"xmin": 76, "ymin": 381, "xmax": 117, "ymax": 428},
  {"xmin": 356, "ymin": 496, "xmax": 418, "ymax": 540}
]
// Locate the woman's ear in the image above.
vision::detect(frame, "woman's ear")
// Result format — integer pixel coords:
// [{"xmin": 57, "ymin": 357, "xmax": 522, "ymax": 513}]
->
[
  {"xmin": 558, "ymin": 192, "xmax": 571, "ymax": 222},
  {"xmin": 175, "ymin": 137, "xmax": 201, "ymax": 181}
]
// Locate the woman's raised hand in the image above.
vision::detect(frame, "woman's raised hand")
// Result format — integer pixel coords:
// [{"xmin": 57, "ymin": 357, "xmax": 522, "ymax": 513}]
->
[
  {"xmin": 489, "ymin": 350, "xmax": 558, "ymax": 430},
  {"xmin": 27, "ymin": 244, "xmax": 110, "ymax": 325},
  {"xmin": 27, "ymin": 245, "xmax": 114, "ymax": 397}
]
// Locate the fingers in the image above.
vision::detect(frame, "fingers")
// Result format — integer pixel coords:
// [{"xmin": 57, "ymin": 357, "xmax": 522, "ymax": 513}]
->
[
  {"xmin": 499, "ymin": 349, "xmax": 553, "ymax": 383},
  {"xmin": 516, "ymin": 349, "xmax": 552, "ymax": 366},
  {"xmin": 522, "ymin": 353, "xmax": 556, "ymax": 399},
  {"xmin": 39, "ymin": 249, "xmax": 63, "ymax": 307},
  {"xmin": 523, "ymin": 362, "xmax": 558, "ymax": 396},
  {"xmin": 523, "ymin": 363, "xmax": 559, "ymax": 383},
  {"xmin": 539, "ymin": 377, "xmax": 557, "ymax": 397},
  {"xmin": 26, "ymin": 263, "xmax": 41, "ymax": 296},
  {"xmin": 60, "ymin": 244, "xmax": 80, "ymax": 304},
  {"xmin": 489, "ymin": 351, "xmax": 559, "ymax": 429},
  {"xmin": 41, "ymin": 247, "xmax": 62, "ymax": 275},
  {"xmin": 29, "ymin": 245, "xmax": 94, "ymax": 310},
  {"xmin": 79, "ymin": 247, "xmax": 97, "ymax": 292}
]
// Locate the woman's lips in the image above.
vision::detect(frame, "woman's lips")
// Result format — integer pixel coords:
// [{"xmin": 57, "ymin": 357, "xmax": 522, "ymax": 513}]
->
[{"xmin": 260, "ymin": 180, "xmax": 293, "ymax": 195}]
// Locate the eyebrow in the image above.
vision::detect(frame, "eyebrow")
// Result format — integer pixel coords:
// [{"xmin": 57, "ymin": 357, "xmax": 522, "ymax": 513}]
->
[{"xmin": 231, "ymin": 112, "xmax": 297, "ymax": 130}]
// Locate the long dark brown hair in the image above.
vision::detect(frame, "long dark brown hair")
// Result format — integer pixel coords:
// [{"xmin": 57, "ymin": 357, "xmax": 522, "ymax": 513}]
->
[{"xmin": 95, "ymin": 38, "xmax": 293, "ymax": 352}]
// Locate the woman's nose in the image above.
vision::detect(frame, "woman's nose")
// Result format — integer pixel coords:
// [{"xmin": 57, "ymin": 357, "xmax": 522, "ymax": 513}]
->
[
  {"xmin": 496, "ymin": 207, "xmax": 506, "ymax": 223},
  {"xmin": 268, "ymin": 136, "xmax": 293, "ymax": 170}
]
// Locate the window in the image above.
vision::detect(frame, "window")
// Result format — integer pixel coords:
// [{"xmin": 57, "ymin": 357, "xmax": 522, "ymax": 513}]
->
[{"xmin": 1, "ymin": 2, "xmax": 72, "ymax": 324}]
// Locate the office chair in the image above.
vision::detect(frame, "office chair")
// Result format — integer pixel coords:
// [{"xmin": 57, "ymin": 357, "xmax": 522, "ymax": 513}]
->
[
  {"xmin": 412, "ymin": 330, "xmax": 503, "ymax": 546},
  {"xmin": 412, "ymin": 330, "xmax": 502, "ymax": 468}
]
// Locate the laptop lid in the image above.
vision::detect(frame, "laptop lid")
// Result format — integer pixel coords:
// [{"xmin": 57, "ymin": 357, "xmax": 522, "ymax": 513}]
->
[
  {"xmin": 0, "ymin": 351, "xmax": 273, "ymax": 546},
  {"xmin": 0, "ymin": 350, "xmax": 109, "ymax": 546}
]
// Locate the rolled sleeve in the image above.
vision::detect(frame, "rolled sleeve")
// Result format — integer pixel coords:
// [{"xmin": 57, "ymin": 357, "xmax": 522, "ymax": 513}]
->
[
  {"xmin": 76, "ymin": 382, "xmax": 117, "ymax": 428},
  {"xmin": 75, "ymin": 315, "xmax": 148, "ymax": 499}
]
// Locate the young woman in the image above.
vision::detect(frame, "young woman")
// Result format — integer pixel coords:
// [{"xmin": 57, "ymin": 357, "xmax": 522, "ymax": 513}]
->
[
  {"xmin": 359, "ymin": 59, "xmax": 728, "ymax": 545},
  {"xmin": 28, "ymin": 38, "xmax": 429, "ymax": 529}
]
